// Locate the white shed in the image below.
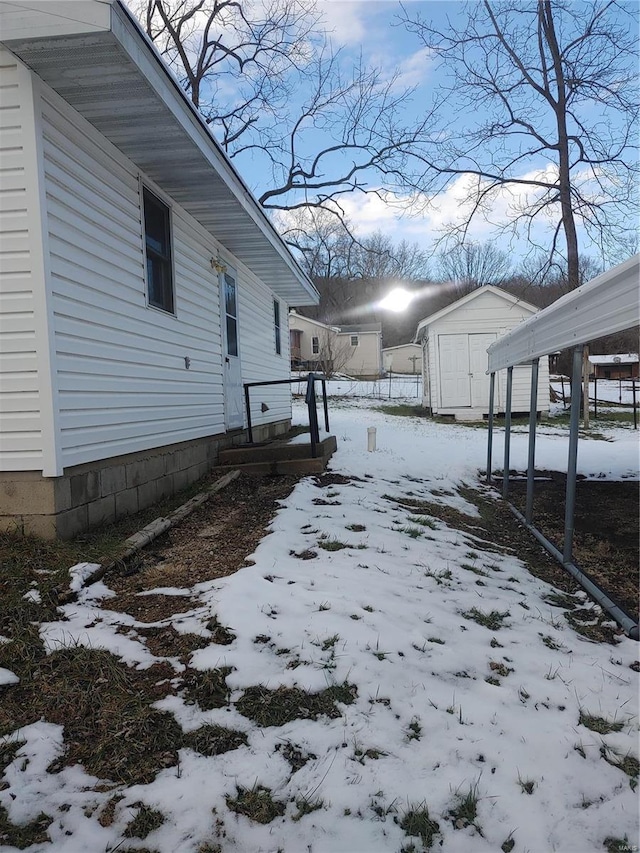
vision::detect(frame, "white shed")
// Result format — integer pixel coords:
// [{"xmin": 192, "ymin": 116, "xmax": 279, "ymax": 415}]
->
[
  {"xmin": 0, "ymin": 0, "xmax": 318, "ymax": 537},
  {"xmin": 416, "ymin": 286, "xmax": 549, "ymax": 420}
]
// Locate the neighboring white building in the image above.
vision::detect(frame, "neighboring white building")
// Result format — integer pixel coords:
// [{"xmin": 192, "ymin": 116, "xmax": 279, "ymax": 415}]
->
[
  {"xmin": 382, "ymin": 343, "xmax": 422, "ymax": 374},
  {"xmin": 416, "ymin": 286, "xmax": 549, "ymax": 420},
  {"xmin": 0, "ymin": 0, "xmax": 318, "ymax": 537},
  {"xmin": 289, "ymin": 313, "xmax": 383, "ymax": 378}
]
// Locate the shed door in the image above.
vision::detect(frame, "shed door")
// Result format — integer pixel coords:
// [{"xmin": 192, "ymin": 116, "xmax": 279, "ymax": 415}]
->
[
  {"xmin": 469, "ymin": 333, "xmax": 497, "ymax": 408},
  {"xmin": 221, "ymin": 270, "xmax": 244, "ymax": 430},
  {"xmin": 439, "ymin": 334, "xmax": 471, "ymax": 406}
]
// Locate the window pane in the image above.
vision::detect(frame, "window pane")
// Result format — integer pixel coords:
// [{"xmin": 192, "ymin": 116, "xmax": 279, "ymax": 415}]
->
[
  {"xmin": 143, "ymin": 189, "xmax": 174, "ymax": 313},
  {"xmin": 274, "ymin": 300, "xmax": 281, "ymax": 354},
  {"xmin": 144, "ymin": 192, "xmax": 169, "ymax": 256},
  {"xmin": 225, "ymin": 275, "xmax": 237, "ymax": 317},
  {"xmin": 226, "ymin": 315, "xmax": 238, "ymax": 356}
]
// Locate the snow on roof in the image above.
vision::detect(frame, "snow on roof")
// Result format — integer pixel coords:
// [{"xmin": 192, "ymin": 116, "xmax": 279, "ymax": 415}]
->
[{"xmin": 589, "ymin": 353, "xmax": 639, "ymax": 365}]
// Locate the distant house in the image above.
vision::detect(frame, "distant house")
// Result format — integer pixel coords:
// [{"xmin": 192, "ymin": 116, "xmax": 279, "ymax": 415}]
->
[
  {"xmin": 589, "ymin": 354, "xmax": 639, "ymax": 380},
  {"xmin": 382, "ymin": 343, "xmax": 422, "ymax": 374},
  {"xmin": 289, "ymin": 313, "xmax": 382, "ymax": 378},
  {"xmin": 0, "ymin": 0, "xmax": 318, "ymax": 538},
  {"xmin": 415, "ymin": 286, "xmax": 549, "ymax": 420}
]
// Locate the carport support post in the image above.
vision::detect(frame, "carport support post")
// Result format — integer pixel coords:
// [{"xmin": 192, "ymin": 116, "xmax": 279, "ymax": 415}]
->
[
  {"xmin": 525, "ymin": 358, "xmax": 539, "ymax": 523},
  {"xmin": 502, "ymin": 366, "xmax": 513, "ymax": 499},
  {"xmin": 563, "ymin": 346, "xmax": 584, "ymax": 563},
  {"xmin": 486, "ymin": 372, "xmax": 496, "ymax": 483}
]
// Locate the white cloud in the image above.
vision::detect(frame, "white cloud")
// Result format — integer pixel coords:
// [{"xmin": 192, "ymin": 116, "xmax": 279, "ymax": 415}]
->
[
  {"xmin": 392, "ymin": 45, "xmax": 433, "ymax": 90},
  {"xmin": 316, "ymin": 0, "xmax": 369, "ymax": 46}
]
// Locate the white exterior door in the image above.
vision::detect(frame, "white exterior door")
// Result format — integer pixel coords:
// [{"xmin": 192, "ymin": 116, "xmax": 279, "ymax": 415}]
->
[
  {"xmin": 438, "ymin": 334, "xmax": 471, "ymax": 406},
  {"xmin": 221, "ymin": 270, "xmax": 244, "ymax": 429},
  {"xmin": 469, "ymin": 333, "xmax": 497, "ymax": 408}
]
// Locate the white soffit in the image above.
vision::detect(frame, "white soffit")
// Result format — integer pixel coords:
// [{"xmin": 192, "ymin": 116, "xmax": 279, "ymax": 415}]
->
[
  {"xmin": 487, "ymin": 255, "xmax": 640, "ymax": 373},
  {"xmin": 0, "ymin": 0, "xmax": 319, "ymax": 306}
]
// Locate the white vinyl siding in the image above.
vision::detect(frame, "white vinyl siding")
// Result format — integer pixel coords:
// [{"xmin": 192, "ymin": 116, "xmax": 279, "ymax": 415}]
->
[
  {"xmin": 40, "ymin": 86, "xmax": 227, "ymax": 468},
  {"xmin": 0, "ymin": 49, "xmax": 44, "ymax": 470},
  {"xmin": 238, "ymin": 267, "xmax": 291, "ymax": 427}
]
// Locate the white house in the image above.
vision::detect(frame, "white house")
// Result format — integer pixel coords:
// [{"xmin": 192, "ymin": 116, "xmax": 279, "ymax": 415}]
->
[
  {"xmin": 416, "ymin": 286, "xmax": 549, "ymax": 420},
  {"xmin": 0, "ymin": 0, "xmax": 319, "ymax": 538},
  {"xmin": 382, "ymin": 343, "xmax": 422, "ymax": 374},
  {"xmin": 289, "ymin": 313, "xmax": 383, "ymax": 378}
]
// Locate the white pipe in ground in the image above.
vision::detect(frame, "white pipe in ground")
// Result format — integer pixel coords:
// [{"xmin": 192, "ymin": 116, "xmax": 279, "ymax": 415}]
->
[{"xmin": 367, "ymin": 427, "xmax": 376, "ymax": 452}]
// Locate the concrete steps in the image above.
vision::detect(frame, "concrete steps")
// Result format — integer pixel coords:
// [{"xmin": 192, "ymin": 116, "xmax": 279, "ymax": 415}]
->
[{"xmin": 217, "ymin": 434, "xmax": 337, "ymax": 475}]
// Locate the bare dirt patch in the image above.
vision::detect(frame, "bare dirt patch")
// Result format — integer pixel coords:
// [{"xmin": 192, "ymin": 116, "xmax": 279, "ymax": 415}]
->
[
  {"xmin": 107, "ymin": 473, "xmax": 299, "ymax": 600},
  {"xmin": 507, "ymin": 473, "xmax": 639, "ymax": 622}
]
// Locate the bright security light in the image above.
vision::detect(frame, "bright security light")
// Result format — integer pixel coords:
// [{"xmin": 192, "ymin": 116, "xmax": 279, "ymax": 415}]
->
[{"xmin": 379, "ymin": 287, "xmax": 414, "ymax": 313}]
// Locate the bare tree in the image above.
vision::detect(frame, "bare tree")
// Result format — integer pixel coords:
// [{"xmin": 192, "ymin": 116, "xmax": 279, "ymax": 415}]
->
[
  {"xmin": 438, "ymin": 241, "xmax": 511, "ymax": 296},
  {"xmin": 401, "ymin": 0, "xmax": 639, "ymax": 291},
  {"xmin": 280, "ymin": 207, "xmax": 430, "ymax": 281},
  {"xmin": 136, "ymin": 0, "xmax": 434, "ymax": 235}
]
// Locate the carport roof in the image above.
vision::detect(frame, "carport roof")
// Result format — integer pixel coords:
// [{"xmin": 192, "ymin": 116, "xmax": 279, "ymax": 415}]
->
[
  {"xmin": 0, "ymin": 0, "xmax": 319, "ymax": 306},
  {"xmin": 487, "ymin": 255, "xmax": 640, "ymax": 373}
]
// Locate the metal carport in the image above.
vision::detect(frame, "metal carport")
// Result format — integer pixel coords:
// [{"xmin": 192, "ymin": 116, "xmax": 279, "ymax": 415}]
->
[{"xmin": 485, "ymin": 255, "xmax": 640, "ymax": 639}]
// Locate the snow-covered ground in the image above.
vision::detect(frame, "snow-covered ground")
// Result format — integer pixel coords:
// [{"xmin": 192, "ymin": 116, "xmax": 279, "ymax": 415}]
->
[
  {"xmin": 551, "ymin": 378, "xmax": 639, "ymax": 409},
  {"xmin": 1, "ymin": 400, "xmax": 638, "ymax": 852}
]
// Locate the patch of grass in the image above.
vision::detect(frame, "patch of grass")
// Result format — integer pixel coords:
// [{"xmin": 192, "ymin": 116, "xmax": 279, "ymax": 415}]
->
[
  {"xmin": 603, "ymin": 836, "xmax": 634, "ymax": 853},
  {"xmin": 485, "ymin": 676, "xmax": 500, "ymax": 686},
  {"xmin": 460, "ymin": 563, "xmax": 489, "ymax": 577},
  {"xmin": 373, "ymin": 404, "xmax": 427, "ymax": 418},
  {"xmin": 422, "ymin": 568, "xmax": 452, "ymax": 585},
  {"xmin": 205, "ymin": 617, "xmax": 236, "ymax": 645},
  {"xmin": 0, "ymin": 806, "xmax": 52, "ymax": 850},
  {"xmin": 397, "ymin": 803, "xmax": 440, "ymax": 850},
  {"xmin": 0, "ymin": 647, "xmax": 181, "ymax": 785},
  {"xmin": 398, "ymin": 526, "xmax": 423, "ymax": 539},
  {"xmin": 517, "ymin": 775, "xmax": 536, "ymax": 795},
  {"xmin": 539, "ymin": 634, "xmax": 565, "ymax": 651},
  {"xmin": 236, "ymin": 683, "xmax": 356, "ymax": 727},
  {"xmin": 346, "ymin": 523, "xmax": 366, "ymax": 532},
  {"xmin": 579, "ymin": 711, "xmax": 624, "ymax": 735},
  {"xmin": 427, "ymin": 637, "xmax": 445, "ymax": 645},
  {"xmin": 317, "ymin": 539, "xmax": 349, "ymax": 551},
  {"xmin": 275, "ymin": 742, "xmax": 317, "ymax": 773},
  {"xmin": 490, "ymin": 638, "xmax": 504, "ymax": 648},
  {"xmin": 461, "ymin": 608, "xmax": 510, "ymax": 630},
  {"xmin": 124, "ymin": 804, "xmax": 165, "ymax": 839},
  {"xmin": 501, "ymin": 835, "xmax": 516, "ymax": 852},
  {"xmin": 320, "ymin": 634, "xmax": 340, "ymax": 651},
  {"xmin": 0, "ymin": 738, "xmax": 25, "ymax": 773},
  {"xmin": 409, "ymin": 515, "xmax": 438, "ymax": 529},
  {"xmin": 489, "ymin": 661, "xmax": 514, "ymax": 677},
  {"xmin": 292, "ymin": 797, "xmax": 324, "ymax": 821},
  {"xmin": 406, "ymin": 718, "xmax": 422, "ymax": 741},
  {"xmin": 183, "ymin": 725, "xmax": 248, "ymax": 757},
  {"xmin": 226, "ymin": 785, "xmax": 285, "ymax": 824},
  {"xmin": 182, "ymin": 667, "xmax": 232, "ymax": 711},
  {"xmin": 600, "ymin": 745, "xmax": 639, "ymax": 788},
  {"xmin": 448, "ymin": 784, "xmax": 482, "ymax": 834}
]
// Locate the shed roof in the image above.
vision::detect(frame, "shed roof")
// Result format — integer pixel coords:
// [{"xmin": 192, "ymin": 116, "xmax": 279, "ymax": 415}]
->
[
  {"xmin": 487, "ymin": 255, "xmax": 640, "ymax": 373},
  {"xmin": 589, "ymin": 353, "xmax": 638, "ymax": 365},
  {"xmin": 0, "ymin": 0, "xmax": 319, "ymax": 306},
  {"xmin": 416, "ymin": 285, "xmax": 538, "ymax": 336}
]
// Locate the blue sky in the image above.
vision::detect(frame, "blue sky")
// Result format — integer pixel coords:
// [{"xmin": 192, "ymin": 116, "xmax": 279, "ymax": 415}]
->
[
  {"xmin": 236, "ymin": 0, "xmax": 638, "ymax": 270},
  {"xmin": 134, "ymin": 0, "xmax": 638, "ymax": 270}
]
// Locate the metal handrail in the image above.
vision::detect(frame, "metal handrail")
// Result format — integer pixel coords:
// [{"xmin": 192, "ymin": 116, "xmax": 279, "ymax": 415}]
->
[{"xmin": 242, "ymin": 373, "xmax": 330, "ymax": 457}]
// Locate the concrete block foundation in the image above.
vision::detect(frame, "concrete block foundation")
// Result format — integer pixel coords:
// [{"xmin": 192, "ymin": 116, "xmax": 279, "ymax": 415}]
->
[{"xmin": 0, "ymin": 420, "xmax": 289, "ymax": 539}]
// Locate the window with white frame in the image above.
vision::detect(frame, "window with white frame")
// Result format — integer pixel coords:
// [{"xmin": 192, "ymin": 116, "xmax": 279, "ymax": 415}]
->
[
  {"xmin": 143, "ymin": 188, "xmax": 174, "ymax": 313},
  {"xmin": 274, "ymin": 299, "xmax": 282, "ymax": 355},
  {"xmin": 312, "ymin": 336, "xmax": 320, "ymax": 354},
  {"xmin": 350, "ymin": 334, "xmax": 359, "ymax": 347}
]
